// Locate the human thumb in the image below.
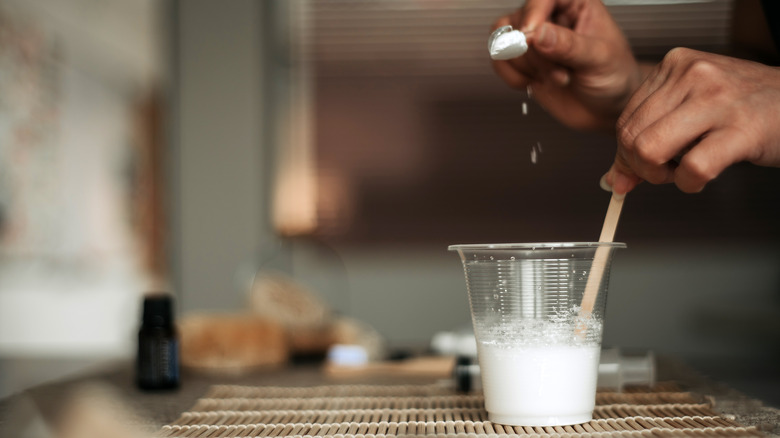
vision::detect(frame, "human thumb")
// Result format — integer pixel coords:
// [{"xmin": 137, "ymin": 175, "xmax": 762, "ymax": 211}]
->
[
  {"xmin": 601, "ymin": 164, "xmax": 641, "ymax": 196},
  {"xmin": 532, "ymin": 22, "xmax": 608, "ymax": 70}
]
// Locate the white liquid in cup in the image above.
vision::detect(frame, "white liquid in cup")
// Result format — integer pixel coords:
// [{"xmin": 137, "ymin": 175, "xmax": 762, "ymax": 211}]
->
[{"xmin": 478, "ymin": 342, "xmax": 601, "ymax": 426}]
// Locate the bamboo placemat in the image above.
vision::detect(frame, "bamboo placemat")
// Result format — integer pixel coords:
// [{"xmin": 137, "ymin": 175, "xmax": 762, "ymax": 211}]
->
[{"xmin": 158, "ymin": 383, "xmax": 762, "ymax": 437}]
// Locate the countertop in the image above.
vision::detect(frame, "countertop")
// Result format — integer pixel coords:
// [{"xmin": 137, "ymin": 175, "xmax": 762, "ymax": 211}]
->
[{"xmin": 0, "ymin": 356, "xmax": 778, "ymax": 437}]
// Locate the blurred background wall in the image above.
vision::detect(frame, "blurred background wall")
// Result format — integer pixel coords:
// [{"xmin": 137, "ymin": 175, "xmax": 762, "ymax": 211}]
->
[
  {"xmin": 0, "ymin": 0, "xmax": 164, "ymax": 396},
  {"xmin": 0, "ymin": 0, "xmax": 778, "ymax": 408}
]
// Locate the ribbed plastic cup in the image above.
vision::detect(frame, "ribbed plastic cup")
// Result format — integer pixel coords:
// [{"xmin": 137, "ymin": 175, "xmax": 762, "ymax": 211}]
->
[{"xmin": 449, "ymin": 242, "xmax": 625, "ymax": 427}]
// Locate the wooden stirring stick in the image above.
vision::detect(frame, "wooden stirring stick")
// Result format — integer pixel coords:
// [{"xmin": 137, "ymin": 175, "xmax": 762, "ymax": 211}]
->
[
  {"xmin": 577, "ymin": 193, "xmax": 625, "ymax": 335},
  {"xmin": 597, "ymin": 193, "xmax": 624, "ymax": 243}
]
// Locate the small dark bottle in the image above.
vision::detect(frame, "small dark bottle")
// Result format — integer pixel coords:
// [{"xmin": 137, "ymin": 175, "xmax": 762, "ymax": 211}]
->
[{"xmin": 136, "ymin": 294, "xmax": 180, "ymax": 390}]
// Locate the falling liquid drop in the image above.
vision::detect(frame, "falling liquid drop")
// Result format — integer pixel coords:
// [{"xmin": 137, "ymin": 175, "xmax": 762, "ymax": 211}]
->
[{"xmin": 530, "ymin": 141, "xmax": 543, "ymax": 164}]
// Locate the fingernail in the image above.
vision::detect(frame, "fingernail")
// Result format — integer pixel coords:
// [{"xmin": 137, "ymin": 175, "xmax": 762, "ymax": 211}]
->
[
  {"xmin": 519, "ymin": 24, "xmax": 538, "ymax": 34},
  {"xmin": 613, "ymin": 192, "xmax": 626, "ymax": 201},
  {"xmin": 599, "ymin": 174, "xmax": 612, "ymax": 192},
  {"xmin": 535, "ymin": 24, "xmax": 555, "ymax": 49}
]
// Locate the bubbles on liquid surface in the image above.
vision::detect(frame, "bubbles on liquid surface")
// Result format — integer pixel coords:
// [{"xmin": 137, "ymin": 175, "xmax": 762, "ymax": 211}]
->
[{"xmin": 479, "ymin": 307, "xmax": 602, "ymax": 347}]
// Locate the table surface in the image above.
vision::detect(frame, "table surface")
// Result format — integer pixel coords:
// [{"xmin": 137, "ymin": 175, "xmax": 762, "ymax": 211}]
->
[{"xmin": 1, "ymin": 356, "xmax": 778, "ymax": 437}]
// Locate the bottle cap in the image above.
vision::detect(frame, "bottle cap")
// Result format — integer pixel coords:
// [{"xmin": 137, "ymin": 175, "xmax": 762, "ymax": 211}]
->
[{"xmin": 142, "ymin": 294, "xmax": 174, "ymax": 327}]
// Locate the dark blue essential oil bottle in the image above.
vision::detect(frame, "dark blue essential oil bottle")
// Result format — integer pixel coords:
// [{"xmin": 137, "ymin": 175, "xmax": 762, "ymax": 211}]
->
[{"xmin": 136, "ymin": 294, "xmax": 180, "ymax": 390}]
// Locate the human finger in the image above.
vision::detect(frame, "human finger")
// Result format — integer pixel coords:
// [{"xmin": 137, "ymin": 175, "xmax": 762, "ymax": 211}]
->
[
  {"xmin": 518, "ymin": 0, "xmax": 561, "ymax": 32},
  {"xmin": 492, "ymin": 59, "xmax": 531, "ymax": 90},
  {"xmin": 617, "ymin": 63, "xmax": 668, "ymax": 132},
  {"xmin": 505, "ymin": 47, "xmax": 541, "ymax": 78},
  {"xmin": 674, "ymin": 128, "xmax": 753, "ymax": 193},
  {"xmin": 491, "ymin": 15, "xmax": 512, "ymax": 32},
  {"xmin": 603, "ymin": 161, "xmax": 643, "ymax": 195},
  {"xmin": 509, "ymin": 46, "xmax": 572, "ymax": 86},
  {"xmin": 530, "ymin": 22, "xmax": 612, "ymax": 70},
  {"xmin": 492, "ymin": 7, "xmax": 573, "ymax": 85},
  {"xmin": 491, "ymin": 39, "xmax": 570, "ymax": 88},
  {"xmin": 623, "ymin": 148, "xmax": 676, "ymax": 188},
  {"xmin": 491, "ymin": 16, "xmax": 541, "ymax": 80},
  {"xmin": 617, "ymin": 95, "xmax": 715, "ymax": 185}
]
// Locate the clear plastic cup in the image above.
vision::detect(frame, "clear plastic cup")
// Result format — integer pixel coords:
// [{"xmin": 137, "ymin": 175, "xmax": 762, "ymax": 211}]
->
[{"xmin": 449, "ymin": 242, "xmax": 625, "ymax": 427}]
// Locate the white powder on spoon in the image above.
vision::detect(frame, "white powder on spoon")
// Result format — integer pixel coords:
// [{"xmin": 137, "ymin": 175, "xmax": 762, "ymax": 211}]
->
[
  {"xmin": 489, "ymin": 25, "xmax": 528, "ymax": 60},
  {"xmin": 490, "ymin": 26, "xmax": 539, "ymax": 165}
]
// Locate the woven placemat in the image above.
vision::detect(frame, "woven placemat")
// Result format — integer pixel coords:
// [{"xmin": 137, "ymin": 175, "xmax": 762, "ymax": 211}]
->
[{"xmin": 158, "ymin": 383, "xmax": 762, "ymax": 437}]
